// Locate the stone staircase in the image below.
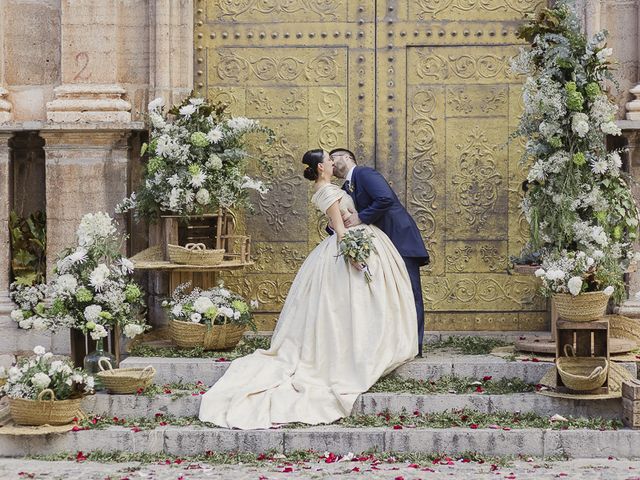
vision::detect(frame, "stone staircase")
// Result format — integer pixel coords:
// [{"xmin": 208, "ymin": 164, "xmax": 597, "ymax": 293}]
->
[{"xmin": 2, "ymin": 353, "xmax": 639, "ymax": 459}]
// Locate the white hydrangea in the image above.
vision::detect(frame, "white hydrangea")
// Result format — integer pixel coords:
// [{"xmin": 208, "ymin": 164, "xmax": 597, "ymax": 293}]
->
[
  {"xmin": 10, "ymin": 309, "xmax": 24, "ymax": 322},
  {"xmin": 123, "ymin": 323, "xmax": 144, "ymax": 339},
  {"xmin": 32, "ymin": 372, "xmax": 51, "ymax": 389},
  {"xmin": 596, "ymin": 47, "xmax": 613, "ymax": 62},
  {"xmin": 193, "ymin": 296, "xmax": 214, "ymax": 314},
  {"xmin": 196, "ymin": 188, "xmax": 210, "ymax": 205},
  {"xmin": 84, "ymin": 304, "xmax": 102, "ymax": 322},
  {"xmin": 89, "ymin": 263, "xmax": 110, "ymax": 291},
  {"xmin": 546, "ymin": 269, "xmax": 566, "ymax": 281},
  {"xmin": 207, "ymin": 153, "xmax": 223, "ymax": 170},
  {"xmin": 32, "ymin": 317, "xmax": 48, "ymax": 332},
  {"xmin": 567, "ymin": 276, "xmax": 583, "ymax": 296},
  {"xmin": 218, "ymin": 306, "xmax": 234, "ymax": 318},
  {"xmin": 171, "ymin": 304, "xmax": 183, "ymax": 317},
  {"xmin": 55, "ymin": 274, "xmax": 78, "ymax": 293},
  {"xmin": 90, "ymin": 323, "xmax": 108, "ymax": 340},
  {"xmin": 33, "ymin": 345, "xmax": 46, "ymax": 355},
  {"xmin": 77, "ymin": 213, "xmax": 117, "ymax": 247},
  {"xmin": 601, "ymin": 121, "xmax": 621, "ymax": 135},
  {"xmin": 169, "ymin": 188, "xmax": 183, "ymax": 211},
  {"xmin": 19, "ymin": 318, "xmax": 32, "ymax": 329},
  {"xmin": 149, "ymin": 112, "xmax": 166, "ymax": 129},
  {"xmin": 571, "ymin": 113, "xmax": 590, "ymax": 137}
]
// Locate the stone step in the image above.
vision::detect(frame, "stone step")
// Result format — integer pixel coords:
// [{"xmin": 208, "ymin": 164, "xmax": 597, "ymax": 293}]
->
[
  {"xmin": 1, "ymin": 425, "xmax": 639, "ymax": 459},
  {"xmin": 82, "ymin": 391, "xmax": 623, "ymax": 420},
  {"xmin": 121, "ymin": 354, "xmax": 637, "ymax": 386}
]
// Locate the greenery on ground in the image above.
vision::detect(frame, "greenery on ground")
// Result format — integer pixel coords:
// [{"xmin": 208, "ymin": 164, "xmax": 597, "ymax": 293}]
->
[
  {"xmin": 340, "ymin": 408, "xmax": 622, "ymax": 431},
  {"xmin": 429, "ymin": 336, "xmax": 510, "ymax": 355},
  {"xmin": 29, "ymin": 449, "xmax": 515, "ymax": 468},
  {"xmin": 369, "ymin": 375, "xmax": 534, "ymax": 395},
  {"xmin": 72, "ymin": 409, "xmax": 621, "ymax": 433},
  {"xmin": 129, "ymin": 336, "xmax": 271, "ymax": 359},
  {"xmin": 137, "ymin": 381, "xmax": 206, "ymax": 399}
]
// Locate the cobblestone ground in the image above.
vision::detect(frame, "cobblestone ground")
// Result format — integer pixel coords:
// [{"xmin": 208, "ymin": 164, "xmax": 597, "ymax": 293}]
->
[{"xmin": 3, "ymin": 458, "xmax": 640, "ymax": 479}]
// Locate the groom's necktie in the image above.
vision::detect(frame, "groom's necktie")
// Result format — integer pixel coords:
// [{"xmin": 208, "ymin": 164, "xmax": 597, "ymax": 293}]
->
[{"xmin": 342, "ymin": 180, "xmax": 350, "ymax": 193}]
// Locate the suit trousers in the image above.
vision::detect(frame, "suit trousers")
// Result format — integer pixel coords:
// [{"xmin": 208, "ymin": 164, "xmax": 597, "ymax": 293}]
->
[{"xmin": 402, "ymin": 256, "xmax": 425, "ymax": 355}]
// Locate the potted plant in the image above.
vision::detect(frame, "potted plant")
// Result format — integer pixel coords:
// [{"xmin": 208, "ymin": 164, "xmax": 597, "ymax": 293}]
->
[
  {"xmin": 117, "ymin": 95, "xmax": 275, "ymax": 262},
  {"xmin": 510, "ymin": 1, "xmax": 640, "ymax": 297},
  {"xmin": 2, "ymin": 346, "xmax": 94, "ymax": 425},
  {"xmin": 163, "ymin": 282, "xmax": 257, "ymax": 350},
  {"xmin": 535, "ymin": 250, "xmax": 616, "ymax": 322}
]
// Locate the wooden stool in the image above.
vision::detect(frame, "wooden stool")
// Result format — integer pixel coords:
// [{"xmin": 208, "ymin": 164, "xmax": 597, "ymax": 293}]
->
[{"xmin": 555, "ymin": 318, "xmax": 609, "ymax": 394}]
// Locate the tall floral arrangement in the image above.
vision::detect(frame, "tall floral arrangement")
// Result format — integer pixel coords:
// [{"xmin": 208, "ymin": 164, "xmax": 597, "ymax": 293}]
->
[
  {"xmin": 117, "ymin": 95, "xmax": 275, "ymax": 220},
  {"xmin": 10, "ymin": 213, "xmax": 148, "ymax": 340},
  {"xmin": 510, "ymin": 1, "xmax": 640, "ymax": 301}
]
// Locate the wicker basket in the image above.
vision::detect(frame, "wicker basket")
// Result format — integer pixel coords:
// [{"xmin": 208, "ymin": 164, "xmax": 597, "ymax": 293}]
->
[
  {"xmin": 96, "ymin": 359, "xmax": 156, "ymax": 394},
  {"xmin": 9, "ymin": 389, "xmax": 84, "ymax": 426},
  {"xmin": 553, "ymin": 291, "xmax": 610, "ymax": 322},
  {"xmin": 170, "ymin": 319, "xmax": 245, "ymax": 350},
  {"xmin": 557, "ymin": 345, "xmax": 608, "ymax": 391},
  {"xmin": 167, "ymin": 243, "xmax": 225, "ymax": 266}
]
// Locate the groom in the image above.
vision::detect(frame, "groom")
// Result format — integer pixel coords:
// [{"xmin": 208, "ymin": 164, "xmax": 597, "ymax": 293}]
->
[{"xmin": 329, "ymin": 148, "xmax": 430, "ymax": 357}]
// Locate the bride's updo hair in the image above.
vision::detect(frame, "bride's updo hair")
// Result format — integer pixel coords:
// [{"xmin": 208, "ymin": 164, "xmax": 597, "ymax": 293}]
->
[{"xmin": 302, "ymin": 149, "xmax": 324, "ymax": 181}]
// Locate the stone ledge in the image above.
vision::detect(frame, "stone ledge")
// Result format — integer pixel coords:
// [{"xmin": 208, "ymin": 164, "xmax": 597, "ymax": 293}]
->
[
  {"xmin": 0, "ymin": 120, "xmax": 146, "ymax": 132},
  {"xmin": 82, "ymin": 391, "xmax": 623, "ymax": 420},
  {"xmin": 2, "ymin": 426, "xmax": 640, "ymax": 458}
]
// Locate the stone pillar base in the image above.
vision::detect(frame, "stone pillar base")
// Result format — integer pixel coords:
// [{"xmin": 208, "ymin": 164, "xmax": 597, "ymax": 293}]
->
[
  {"xmin": 615, "ymin": 300, "xmax": 640, "ymax": 318},
  {"xmin": 46, "ymin": 84, "xmax": 132, "ymax": 123},
  {"xmin": 0, "ymin": 87, "xmax": 12, "ymax": 123}
]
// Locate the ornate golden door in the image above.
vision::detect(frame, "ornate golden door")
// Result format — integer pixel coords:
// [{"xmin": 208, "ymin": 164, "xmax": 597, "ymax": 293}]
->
[{"xmin": 195, "ymin": 0, "xmax": 545, "ymax": 331}]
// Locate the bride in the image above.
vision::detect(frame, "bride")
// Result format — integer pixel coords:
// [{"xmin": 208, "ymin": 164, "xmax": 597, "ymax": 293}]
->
[{"xmin": 198, "ymin": 149, "xmax": 418, "ymax": 429}]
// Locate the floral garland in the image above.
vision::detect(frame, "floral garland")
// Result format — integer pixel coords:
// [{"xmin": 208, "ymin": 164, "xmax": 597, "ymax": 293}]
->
[
  {"xmin": 10, "ymin": 212, "xmax": 148, "ymax": 340},
  {"xmin": 117, "ymin": 95, "xmax": 275, "ymax": 220},
  {"xmin": 511, "ymin": 1, "xmax": 640, "ymax": 300}
]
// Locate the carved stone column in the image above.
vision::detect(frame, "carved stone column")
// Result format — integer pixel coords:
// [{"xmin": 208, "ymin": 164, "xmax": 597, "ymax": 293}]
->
[
  {"xmin": 41, "ymin": 127, "xmax": 134, "ymax": 277},
  {"xmin": 0, "ymin": 132, "xmax": 13, "ymax": 311},
  {"xmin": 46, "ymin": 1, "xmax": 131, "ymax": 122},
  {"xmin": 0, "ymin": 1, "xmax": 13, "ymax": 123},
  {"xmin": 149, "ymin": 0, "xmax": 193, "ymax": 106}
]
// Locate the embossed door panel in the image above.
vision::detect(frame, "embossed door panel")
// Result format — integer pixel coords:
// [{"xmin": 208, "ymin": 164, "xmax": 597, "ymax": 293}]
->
[
  {"xmin": 194, "ymin": 2, "xmax": 376, "ymax": 329},
  {"xmin": 376, "ymin": 0, "xmax": 546, "ymax": 331}
]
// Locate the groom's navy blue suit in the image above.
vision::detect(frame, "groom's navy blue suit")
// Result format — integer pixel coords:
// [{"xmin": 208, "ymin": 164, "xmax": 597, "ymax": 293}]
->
[{"xmin": 342, "ymin": 166, "xmax": 429, "ymax": 355}]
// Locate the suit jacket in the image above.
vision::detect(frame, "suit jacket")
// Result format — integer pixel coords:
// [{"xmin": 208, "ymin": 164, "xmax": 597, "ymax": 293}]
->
[{"xmin": 347, "ymin": 166, "xmax": 429, "ymax": 265}]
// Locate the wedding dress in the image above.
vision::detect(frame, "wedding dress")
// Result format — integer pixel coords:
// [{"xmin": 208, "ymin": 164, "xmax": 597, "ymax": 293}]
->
[{"xmin": 198, "ymin": 183, "xmax": 418, "ymax": 429}]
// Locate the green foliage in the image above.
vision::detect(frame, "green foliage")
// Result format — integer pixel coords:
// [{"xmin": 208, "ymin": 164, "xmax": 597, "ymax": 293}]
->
[
  {"xmin": 369, "ymin": 375, "xmax": 534, "ymax": 395},
  {"xmin": 9, "ymin": 210, "xmax": 46, "ymax": 285},
  {"xmin": 430, "ymin": 336, "xmax": 509, "ymax": 355},
  {"xmin": 129, "ymin": 336, "xmax": 271, "ymax": 359}
]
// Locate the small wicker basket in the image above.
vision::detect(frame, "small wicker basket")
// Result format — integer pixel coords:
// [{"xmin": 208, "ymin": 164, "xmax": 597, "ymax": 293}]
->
[
  {"xmin": 553, "ymin": 291, "xmax": 610, "ymax": 322},
  {"xmin": 170, "ymin": 319, "xmax": 245, "ymax": 350},
  {"xmin": 9, "ymin": 389, "xmax": 84, "ymax": 426},
  {"xmin": 96, "ymin": 359, "xmax": 156, "ymax": 394},
  {"xmin": 557, "ymin": 345, "xmax": 608, "ymax": 391},
  {"xmin": 168, "ymin": 243, "xmax": 225, "ymax": 266}
]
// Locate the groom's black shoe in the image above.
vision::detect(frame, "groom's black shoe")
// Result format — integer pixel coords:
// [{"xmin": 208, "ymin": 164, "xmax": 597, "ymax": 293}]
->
[{"xmin": 415, "ymin": 347, "xmax": 423, "ymax": 359}]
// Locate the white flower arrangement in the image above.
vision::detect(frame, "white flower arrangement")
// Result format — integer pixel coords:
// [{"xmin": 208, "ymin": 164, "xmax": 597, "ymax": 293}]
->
[
  {"xmin": 9, "ymin": 213, "xmax": 148, "ymax": 340},
  {"xmin": 534, "ymin": 250, "xmax": 614, "ymax": 297},
  {"xmin": 511, "ymin": 1, "xmax": 640, "ymax": 301},
  {"xmin": 163, "ymin": 282, "xmax": 257, "ymax": 330},
  {"xmin": 1, "ymin": 346, "xmax": 94, "ymax": 400},
  {"xmin": 117, "ymin": 95, "xmax": 275, "ymax": 220}
]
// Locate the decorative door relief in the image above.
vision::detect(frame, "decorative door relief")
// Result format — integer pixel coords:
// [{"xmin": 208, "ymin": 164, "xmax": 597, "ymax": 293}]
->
[{"xmin": 194, "ymin": 1, "xmax": 375, "ymax": 329}]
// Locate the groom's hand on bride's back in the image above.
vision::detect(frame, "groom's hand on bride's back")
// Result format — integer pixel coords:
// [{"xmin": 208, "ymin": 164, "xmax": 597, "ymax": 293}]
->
[{"xmin": 343, "ymin": 208, "xmax": 362, "ymax": 228}]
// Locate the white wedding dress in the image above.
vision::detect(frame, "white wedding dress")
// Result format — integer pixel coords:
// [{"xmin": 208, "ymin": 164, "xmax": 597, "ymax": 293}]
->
[{"xmin": 198, "ymin": 183, "xmax": 418, "ymax": 429}]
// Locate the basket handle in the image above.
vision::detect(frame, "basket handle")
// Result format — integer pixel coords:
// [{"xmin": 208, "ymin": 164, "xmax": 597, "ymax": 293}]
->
[
  {"xmin": 587, "ymin": 366, "xmax": 605, "ymax": 380},
  {"xmin": 98, "ymin": 358, "xmax": 114, "ymax": 371},
  {"xmin": 140, "ymin": 365, "xmax": 154, "ymax": 379},
  {"xmin": 185, "ymin": 243, "xmax": 206, "ymax": 251},
  {"xmin": 37, "ymin": 388, "xmax": 56, "ymax": 402},
  {"xmin": 563, "ymin": 344, "xmax": 575, "ymax": 357}
]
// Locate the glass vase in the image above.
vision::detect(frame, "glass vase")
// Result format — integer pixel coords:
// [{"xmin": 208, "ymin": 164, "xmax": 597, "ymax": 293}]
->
[{"xmin": 83, "ymin": 338, "xmax": 116, "ymax": 390}]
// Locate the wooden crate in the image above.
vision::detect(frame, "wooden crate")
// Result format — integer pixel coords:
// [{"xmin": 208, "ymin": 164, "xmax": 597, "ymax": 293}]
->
[
  {"xmin": 555, "ymin": 318, "xmax": 609, "ymax": 394},
  {"xmin": 622, "ymin": 380, "xmax": 640, "ymax": 428},
  {"xmin": 160, "ymin": 209, "xmax": 236, "ymax": 261}
]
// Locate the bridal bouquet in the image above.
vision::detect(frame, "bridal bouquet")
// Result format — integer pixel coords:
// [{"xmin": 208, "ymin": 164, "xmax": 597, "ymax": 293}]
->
[
  {"xmin": 117, "ymin": 95, "xmax": 275, "ymax": 220},
  {"xmin": 337, "ymin": 229, "xmax": 377, "ymax": 283},
  {"xmin": 163, "ymin": 283, "xmax": 257, "ymax": 331},
  {"xmin": 2, "ymin": 345, "xmax": 94, "ymax": 400},
  {"xmin": 534, "ymin": 250, "xmax": 615, "ymax": 297},
  {"xmin": 9, "ymin": 212, "xmax": 149, "ymax": 340}
]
